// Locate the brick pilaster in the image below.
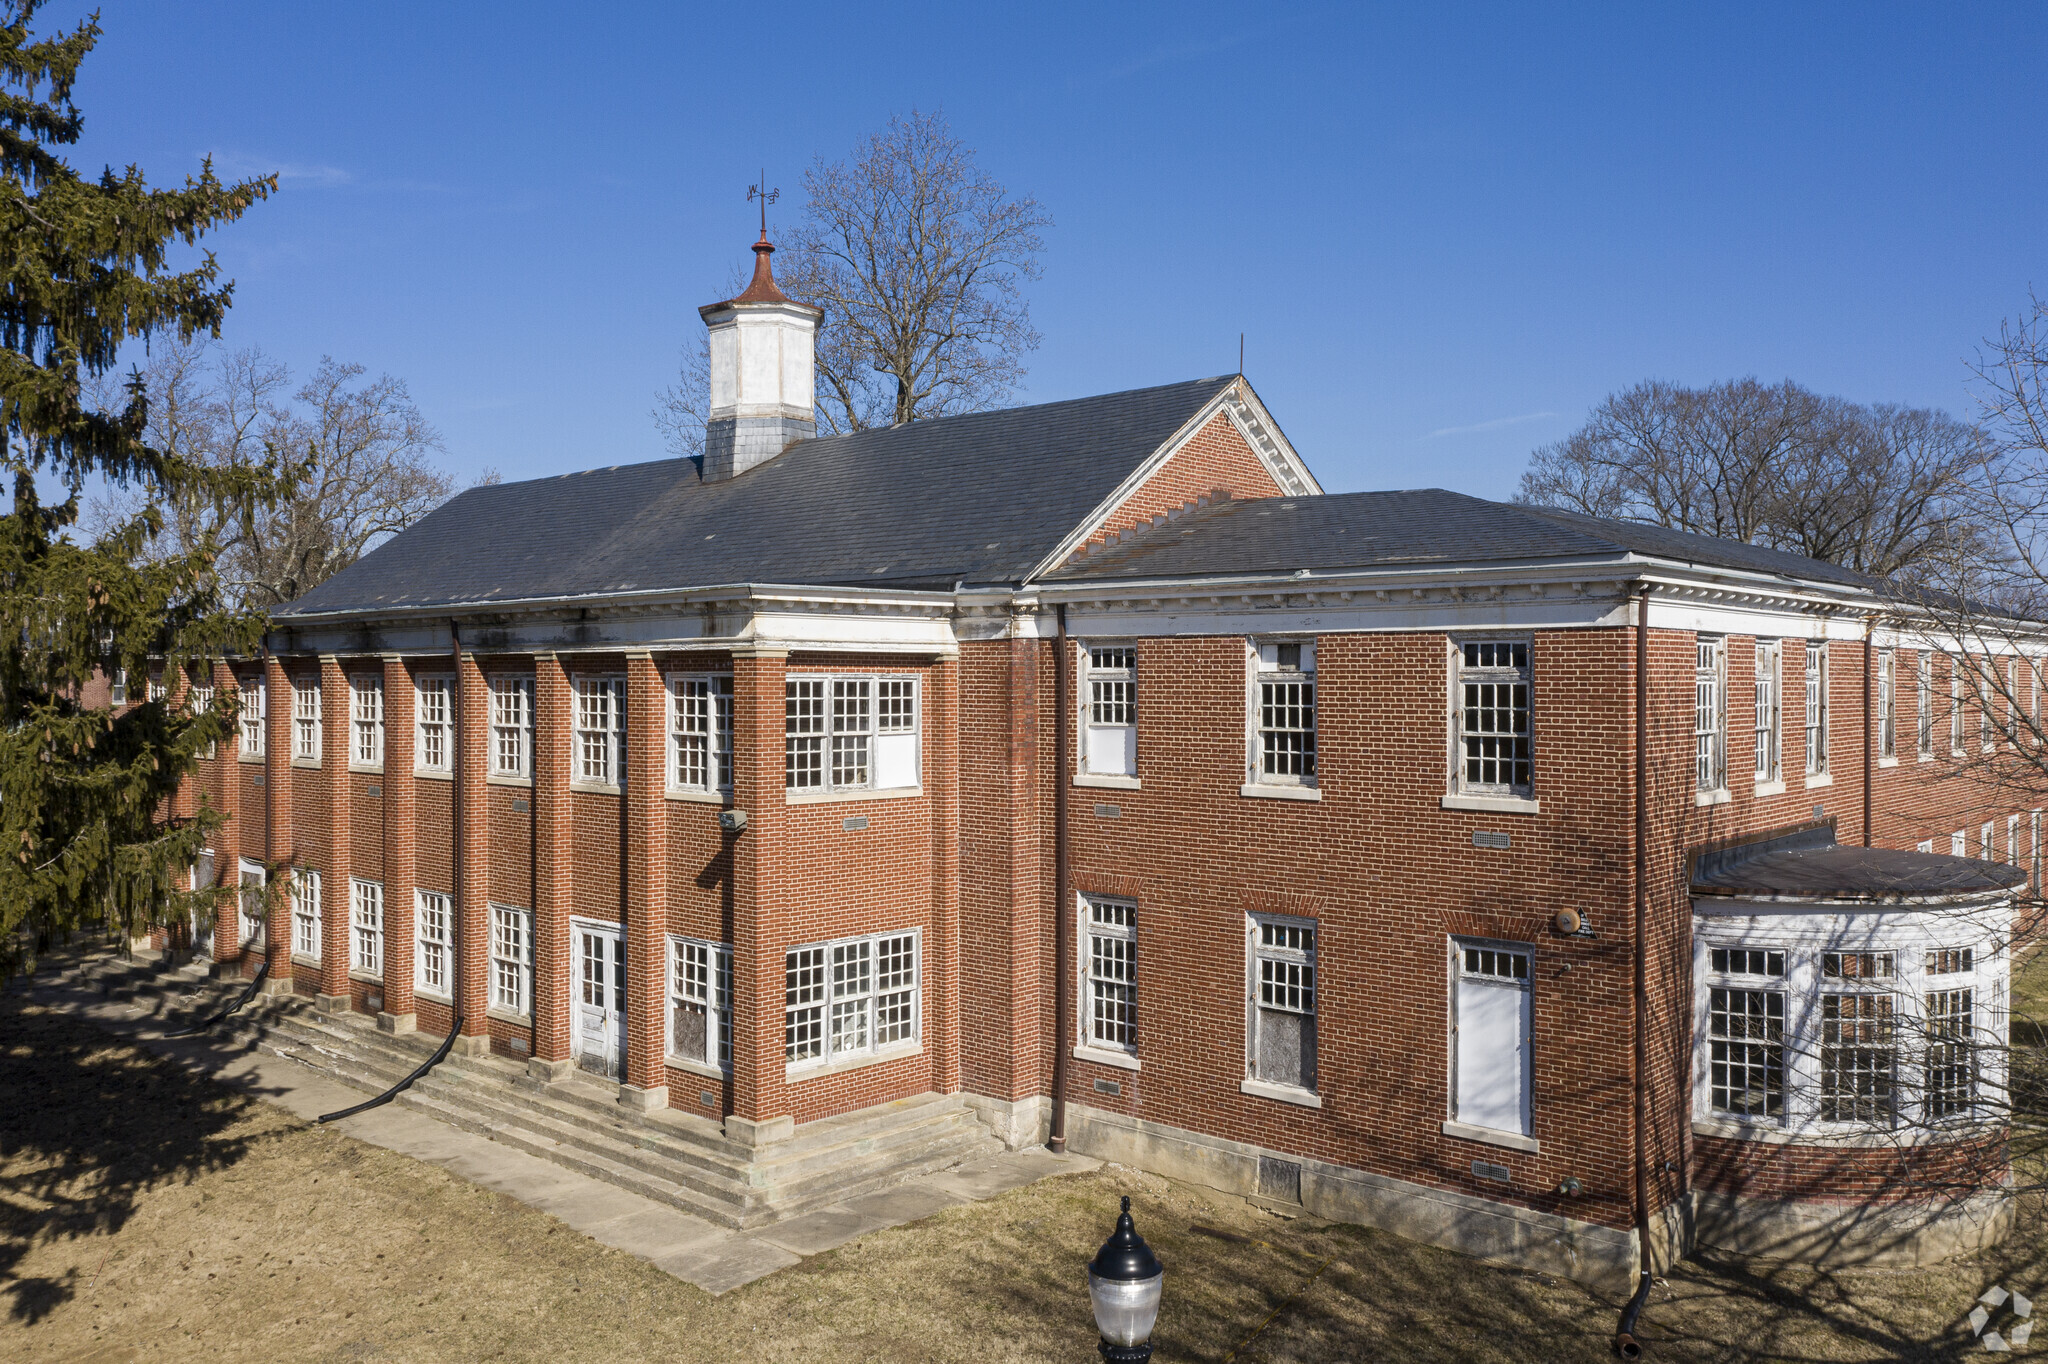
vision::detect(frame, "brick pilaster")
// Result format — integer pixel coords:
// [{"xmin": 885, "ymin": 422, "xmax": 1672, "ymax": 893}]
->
[
  {"xmin": 263, "ymin": 653, "xmax": 294, "ymax": 983},
  {"xmin": 381, "ymin": 657, "xmax": 418, "ymax": 1021},
  {"xmin": 930, "ymin": 653, "xmax": 962, "ymax": 1094},
  {"xmin": 623, "ymin": 653, "xmax": 670, "ymax": 1100},
  {"xmin": 728, "ymin": 648, "xmax": 788, "ymax": 1127},
  {"xmin": 456, "ymin": 648, "xmax": 490, "ymax": 1039},
  {"xmin": 318, "ymin": 656, "xmax": 353, "ymax": 1004},
  {"xmin": 531, "ymin": 654, "xmax": 573, "ymax": 1065}
]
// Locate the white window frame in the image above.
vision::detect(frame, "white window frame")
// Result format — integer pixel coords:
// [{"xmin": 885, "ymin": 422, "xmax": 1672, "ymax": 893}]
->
[
  {"xmin": 1452, "ymin": 638, "xmax": 1533, "ymax": 798},
  {"xmin": 291, "ymin": 867, "xmax": 322, "ymax": 962},
  {"xmin": 1078, "ymin": 895, "xmax": 1139, "ymax": 1060},
  {"xmin": 1246, "ymin": 914, "xmax": 1317, "ymax": 1099},
  {"xmin": 191, "ymin": 680, "xmax": 217, "ymax": 760},
  {"xmin": 1982, "ymin": 820, "xmax": 1995, "ymax": 860},
  {"xmin": 573, "ymin": 674, "xmax": 626, "ymax": 788},
  {"xmin": 239, "ymin": 676, "xmax": 266, "ymax": 758},
  {"xmin": 1878, "ymin": 648, "xmax": 1896, "ymax": 763},
  {"xmin": 350, "ymin": 878, "xmax": 384, "ymax": 977},
  {"xmin": 415, "ymin": 889, "xmax": 453, "ymax": 1000},
  {"xmin": 1950, "ymin": 655, "xmax": 1965, "ymax": 755},
  {"xmin": 1449, "ymin": 938, "xmax": 1534, "ymax": 1139},
  {"xmin": 292, "ymin": 676, "xmax": 321, "ymax": 761},
  {"xmin": 351, "ymin": 673, "xmax": 384, "ymax": 769},
  {"xmin": 784, "ymin": 674, "xmax": 920, "ymax": 794},
  {"xmin": 109, "ymin": 667, "xmax": 128, "ymax": 706},
  {"xmin": 667, "ymin": 934, "xmax": 732, "ymax": 1072},
  {"xmin": 1080, "ymin": 644, "xmax": 1138, "ymax": 780},
  {"xmin": 1917, "ymin": 652, "xmax": 1933, "ymax": 760},
  {"xmin": 490, "ymin": 675, "xmax": 533, "ymax": 780},
  {"xmin": 237, "ymin": 858, "xmax": 266, "ymax": 949},
  {"xmin": 490, "ymin": 903, "xmax": 533, "ymax": 1016},
  {"xmin": 147, "ymin": 673, "xmax": 166, "ymax": 703},
  {"xmin": 783, "ymin": 928, "xmax": 920, "ymax": 1073},
  {"xmin": 1952, "ymin": 830, "xmax": 1967, "ymax": 857},
  {"xmin": 415, "ymin": 674, "xmax": 454, "ymax": 776},
  {"xmin": 1754, "ymin": 639, "xmax": 1781, "ymax": 786},
  {"xmin": 1695, "ymin": 636, "xmax": 1726, "ymax": 792},
  {"xmin": 667, "ymin": 672, "xmax": 733, "ymax": 795},
  {"xmin": 1247, "ymin": 639, "xmax": 1316, "ymax": 790},
  {"xmin": 1803, "ymin": 641, "xmax": 1828, "ymax": 777},
  {"xmin": 1982, "ymin": 660, "xmax": 1997, "ymax": 754}
]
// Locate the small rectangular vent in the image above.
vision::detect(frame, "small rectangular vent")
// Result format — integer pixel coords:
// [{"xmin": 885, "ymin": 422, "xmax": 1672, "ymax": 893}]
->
[
  {"xmin": 507, "ymin": 1035, "xmax": 529, "ymax": 1055},
  {"xmin": 1093, "ymin": 1077, "xmax": 1122, "ymax": 1096},
  {"xmin": 1095, "ymin": 803, "xmax": 1122, "ymax": 819},
  {"xmin": 1258, "ymin": 1156, "xmax": 1303, "ymax": 1204},
  {"xmin": 699, "ymin": 1089, "xmax": 718, "ymax": 1108},
  {"xmin": 1472, "ymin": 1159, "xmax": 1511, "ymax": 1183},
  {"xmin": 1472, "ymin": 831, "xmax": 1511, "ymax": 850},
  {"xmin": 366, "ymin": 784, "xmax": 381, "ymax": 797},
  {"xmin": 251, "ymin": 773, "xmax": 266, "ymax": 787},
  {"xmin": 512, "ymin": 798, "xmax": 529, "ymax": 813},
  {"xmin": 843, "ymin": 816, "xmax": 868, "ymax": 832}
]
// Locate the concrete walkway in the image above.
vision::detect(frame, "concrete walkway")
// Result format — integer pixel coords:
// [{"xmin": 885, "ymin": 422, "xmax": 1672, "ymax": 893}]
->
[{"xmin": 18, "ymin": 964, "xmax": 1096, "ymax": 1294}]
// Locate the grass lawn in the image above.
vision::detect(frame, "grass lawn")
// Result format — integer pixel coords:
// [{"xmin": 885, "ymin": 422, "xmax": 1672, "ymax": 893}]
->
[{"xmin": 5, "ymin": 963, "xmax": 2048, "ymax": 1361}]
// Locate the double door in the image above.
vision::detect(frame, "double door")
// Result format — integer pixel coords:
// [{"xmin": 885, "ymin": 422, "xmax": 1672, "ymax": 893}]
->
[{"xmin": 575, "ymin": 920, "xmax": 628, "ymax": 1078}]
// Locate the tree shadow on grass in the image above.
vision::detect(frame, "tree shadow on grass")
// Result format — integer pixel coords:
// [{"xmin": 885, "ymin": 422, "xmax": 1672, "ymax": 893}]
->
[{"xmin": 0, "ymin": 998, "xmax": 269, "ymax": 1324}]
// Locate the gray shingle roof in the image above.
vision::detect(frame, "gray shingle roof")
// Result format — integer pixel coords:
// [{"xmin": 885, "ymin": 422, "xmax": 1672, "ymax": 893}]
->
[
  {"xmin": 279, "ymin": 376, "xmax": 1240, "ymax": 618},
  {"xmin": 1048, "ymin": 488, "xmax": 1879, "ymax": 590}
]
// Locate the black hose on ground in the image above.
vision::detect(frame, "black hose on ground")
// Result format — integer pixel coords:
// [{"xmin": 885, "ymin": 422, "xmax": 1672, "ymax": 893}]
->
[
  {"xmin": 316, "ymin": 1015, "xmax": 465, "ymax": 1123},
  {"xmin": 1615, "ymin": 1269, "xmax": 1652, "ymax": 1358},
  {"xmin": 164, "ymin": 958, "xmax": 270, "ymax": 1037}
]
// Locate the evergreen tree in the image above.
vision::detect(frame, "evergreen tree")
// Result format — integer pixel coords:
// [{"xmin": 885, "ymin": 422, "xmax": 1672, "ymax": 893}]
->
[{"xmin": 0, "ymin": 3, "xmax": 285, "ymax": 973}]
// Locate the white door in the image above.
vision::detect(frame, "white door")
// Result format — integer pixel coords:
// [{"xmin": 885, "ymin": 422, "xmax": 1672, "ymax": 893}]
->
[
  {"xmin": 238, "ymin": 860, "xmax": 267, "ymax": 955},
  {"xmin": 574, "ymin": 922, "xmax": 627, "ymax": 1078},
  {"xmin": 191, "ymin": 850, "xmax": 217, "ymax": 957},
  {"xmin": 1454, "ymin": 943, "xmax": 1531, "ymax": 1136}
]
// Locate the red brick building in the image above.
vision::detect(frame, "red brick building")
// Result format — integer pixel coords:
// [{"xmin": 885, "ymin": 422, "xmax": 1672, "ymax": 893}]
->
[{"xmin": 147, "ymin": 236, "xmax": 2031, "ymax": 1288}]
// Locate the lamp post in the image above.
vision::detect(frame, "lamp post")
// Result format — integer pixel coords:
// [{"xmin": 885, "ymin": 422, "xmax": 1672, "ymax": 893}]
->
[{"xmin": 1088, "ymin": 1195, "xmax": 1164, "ymax": 1362}]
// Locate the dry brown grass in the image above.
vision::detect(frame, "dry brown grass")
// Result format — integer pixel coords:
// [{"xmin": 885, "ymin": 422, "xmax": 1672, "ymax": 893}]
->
[{"xmin": 2, "ymin": 991, "xmax": 2045, "ymax": 1361}]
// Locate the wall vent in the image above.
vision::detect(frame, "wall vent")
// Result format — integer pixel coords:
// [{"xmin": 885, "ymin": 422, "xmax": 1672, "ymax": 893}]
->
[
  {"xmin": 1471, "ymin": 1159, "xmax": 1511, "ymax": 1183},
  {"xmin": 1472, "ymin": 831, "xmax": 1511, "ymax": 850},
  {"xmin": 1093, "ymin": 1077, "xmax": 1121, "ymax": 1096},
  {"xmin": 843, "ymin": 816, "xmax": 868, "ymax": 832},
  {"xmin": 1095, "ymin": 803, "xmax": 1122, "ymax": 819},
  {"xmin": 366, "ymin": 784, "xmax": 381, "ymax": 797}
]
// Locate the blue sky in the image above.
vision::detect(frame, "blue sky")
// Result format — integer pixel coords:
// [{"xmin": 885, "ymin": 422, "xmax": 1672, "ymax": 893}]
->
[{"xmin": 48, "ymin": 1, "xmax": 2048, "ymax": 499}]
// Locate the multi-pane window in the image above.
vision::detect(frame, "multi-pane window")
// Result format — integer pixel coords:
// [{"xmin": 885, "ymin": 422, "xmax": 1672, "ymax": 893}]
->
[
  {"xmin": 415, "ymin": 890, "xmax": 452, "ymax": 999},
  {"xmin": 1710, "ymin": 947, "xmax": 1786, "ymax": 977},
  {"xmin": 291, "ymin": 868, "xmax": 322, "ymax": 961},
  {"xmin": 238, "ymin": 861, "xmax": 265, "ymax": 946},
  {"xmin": 1819, "ymin": 949, "xmax": 1894, "ymax": 1124},
  {"xmin": 668, "ymin": 673, "xmax": 733, "ymax": 793},
  {"xmin": 1708, "ymin": 987, "xmax": 1785, "ymax": 1118},
  {"xmin": 490, "ymin": 904, "xmax": 532, "ymax": 1014},
  {"xmin": 491, "ymin": 676, "xmax": 533, "ymax": 779},
  {"xmin": 351, "ymin": 674, "xmax": 384, "ymax": 767},
  {"xmin": 1925, "ymin": 985, "xmax": 1976, "ymax": 1118},
  {"xmin": 1878, "ymin": 649, "xmax": 1896, "ymax": 760},
  {"xmin": 1982, "ymin": 661, "xmax": 1997, "ymax": 752},
  {"xmin": 1253, "ymin": 641, "xmax": 1316, "ymax": 784},
  {"xmin": 191, "ymin": 680, "xmax": 217, "ymax": 759},
  {"xmin": 784, "ymin": 675, "xmax": 919, "ymax": 792},
  {"xmin": 783, "ymin": 930, "xmax": 918, "ymax": 1066},
  {"xmin": 293, "ymin": 677, "xmax": 321, "ymax": 760},
  {"xmin": 1083, "ymin": 646, "xmax": 1137, "ymax": 777},
  {"xmin": 147, "ymin": 674, "xmax": 166, "ymax": 703},
  {"xmin": 574, "ymin": 676, "xmax": 626, "ymax": 786},
  {"xmin": 1249, "ymin": 918, "xmax": 1317, "ymax": 1092},
  {"xmin": 1754, "ymin": 640, "xmax": 1781, "ymax": 783},
  {"xmin": 416, "ymin": 676, "xmax": 453, "ymax": 775},
  {"xmin": 240, "ymin": 677, "xmax": 266, "ymax": 757},
  {"xmin": 350, "ymin": 879, "xmax": 384, "ymax": 976},
  {"xmin": 1456, "ymin": 640, "xmax": 1532, "ymax": 795},
  {"xmin": 669, "ymin": 936, "xmax": 732, "ymax": 1068},
  {"xmin": 1917, "ymin": 653, "xmax": 1933, "ymax": 759},
  {"xmin": 1083, "ymin": 897, "xmax": 1137, "ymax": 1053},
  {"xmin": 1803, "ymin": 642, "xmax": 1828, "ymax": 776},
  {"xmin": 110, "ymin": 668, "xmax": 127, "ymax": 706},
  {"xmin": 1695, "ymin": 637, "xmax": 1726, "ymax": 791}
]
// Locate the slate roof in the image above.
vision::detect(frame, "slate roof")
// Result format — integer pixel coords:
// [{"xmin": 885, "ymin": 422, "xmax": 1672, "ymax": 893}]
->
[
  {"xmin": 278, "ymin": 376, "xmax": 1240, "ymax": 618},
  {"xmin": 1691, "ymin": 845, "xmax": 2026, "ymax": 902},
  {"xmin": 1048, "ymin": 488, "xmax": 1879, "ymax": 590}
]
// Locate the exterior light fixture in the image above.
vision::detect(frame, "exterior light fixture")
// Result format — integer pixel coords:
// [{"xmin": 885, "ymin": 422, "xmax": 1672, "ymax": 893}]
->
[{"xmin": 1088, "ymin": 1195, "xmax": 1164, "ymax": 1362}]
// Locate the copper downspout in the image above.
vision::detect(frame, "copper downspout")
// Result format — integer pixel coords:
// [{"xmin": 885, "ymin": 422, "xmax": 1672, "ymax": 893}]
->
[
  {"xmin": 1617, "ymin": 583, "xmax": 1654, "ymax": 1359},
  {"xmin": 1049, "ymin": 604, "xmax": 1072, "ymax": 1155},
  {"xmin": 1862, "ymin": 620, "xmax": 1874, "ymax": 847}
]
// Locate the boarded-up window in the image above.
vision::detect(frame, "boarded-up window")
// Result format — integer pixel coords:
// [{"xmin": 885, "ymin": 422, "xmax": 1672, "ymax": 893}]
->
[
  {"xmin": 1453, "ymin": 941, "xmax": 1531, "ymax": 1136},
  {"xmin": 1249, "ymin": 918, "xmax": 1317, "ymax": 1091}
]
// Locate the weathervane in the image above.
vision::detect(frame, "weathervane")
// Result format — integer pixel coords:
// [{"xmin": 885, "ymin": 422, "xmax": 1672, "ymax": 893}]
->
[{"xmin": 748, "ymin": 170, "xmax": 779, "ymax": 236}]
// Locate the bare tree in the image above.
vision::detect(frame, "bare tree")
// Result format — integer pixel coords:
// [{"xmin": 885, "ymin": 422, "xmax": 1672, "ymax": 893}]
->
[
  {"xmin": 652, "ymin": 334, "xmax": 712, "ymax": 460},
  {"xmin": 1517, "ymin": 378, "xmax": 1995, "ymax": 582}
]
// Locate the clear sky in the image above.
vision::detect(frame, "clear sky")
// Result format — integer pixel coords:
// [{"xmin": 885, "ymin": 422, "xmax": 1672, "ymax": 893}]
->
[{"xmin": 47, "ymin": 1, "xmax": 2048, "ymax": 499}]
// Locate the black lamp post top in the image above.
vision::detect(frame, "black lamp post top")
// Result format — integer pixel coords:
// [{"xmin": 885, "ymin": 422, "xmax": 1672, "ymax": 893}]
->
[{"xmin": 1089, "ymin": 1195, "xmax": 1165, "ymax": 1282}]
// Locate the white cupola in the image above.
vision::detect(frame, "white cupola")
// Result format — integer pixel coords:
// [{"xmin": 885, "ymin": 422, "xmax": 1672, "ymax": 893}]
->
[{"xmin": 697, "ymin": 229, "xmax": 823, "ymax": 481}]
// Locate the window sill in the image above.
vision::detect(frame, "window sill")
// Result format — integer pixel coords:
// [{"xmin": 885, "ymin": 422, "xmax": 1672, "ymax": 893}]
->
[
  {"xmin": 349, "ymin": 764, "xmax": 384, "ymax": 776},
  {"xmin": 1876, "ymin": 756, "xmax": 1899, "ymax": 769},
  {"xmin": 1072, "ymin": 1044, "xmax": 1141, "ymax": 1072},
  {"xmin": 1074, "ymin": 773, "xmax": 1142, "ymax": 791},
  {"xmin": 1753, "ymin": 779, "xmax": 1785, "ymax": 798},
  {"xmin": 416, "ymin": 769, "xmax": 454, "ymax": 783},
  {"xmin": 1440, "ymin": 793, "xmax": 1539, "ymax": 816},
  {"xmin": 666, "ymin": 787, "xmax": 733, "ymax": 807},
  {"xmin": 238, "ymin": 753, "xmax": 266, "ymax": 765},
  {"xmin": 785, "ymin": 785, "xmax": 924, "ymax": 806},
  {"xmin": 291, "ymin": 953, "xmax": 322, "ymax": 969},
  {"xmin": 569, "ymin": 781, "xmax": 621, "ymax": 796},
  {"xmin": 1918, "ymin": 753, "xmax": 1936, "ymax": 763},
  {"xmin": 348, "ymin": 968, "xmax": 383, "ymax": 985},
  {"xmin": 486, "ymin": 1006, "xmax": 532, "ymax": 1027},
  {"xmin": 290, "ymin": 757, "xmax": 321, "ymax": 770},
  {"xmin": 486, "ymin": 774, "xmax": 533, "ymax": 788},
  {"xmin": 1694, "ymin": 788, "xmax": 1732, "ymax": 808},
  {"xmin": 666, "ymin": 1054, "xmax": 731, "ymax": 1082},
  {"xmin": 1688, "ymin": 1115, "xmax": 1957, "ymax": 1148},
  {"xmin": 1242, "ymin": 1078, "xmax": 1322, "ymax": 1109},
  {"xmin": 785, "ymin": 1040, "xmax": 922, "ymax": 1082},
  {"xmin": 416, "ymin": 989, "xmax": 454, "ymax": 1005},
  {"xmin": 1240, "ymin": 783, "xmax": 1321, "ymax": 803},
  {"xmin": 1803, "ymin": 772, "xmax": 1833, "ymax": 789},
  {"xmin": 1441, "ymin": 1119, "xmax": 1539, "ymax": 1154}
]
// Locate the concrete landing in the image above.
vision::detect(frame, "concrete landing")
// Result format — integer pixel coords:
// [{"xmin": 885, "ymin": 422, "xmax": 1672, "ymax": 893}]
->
[{"xmin": 18, "ymin": 963, "xmax": 1098, "ymax": 1294}]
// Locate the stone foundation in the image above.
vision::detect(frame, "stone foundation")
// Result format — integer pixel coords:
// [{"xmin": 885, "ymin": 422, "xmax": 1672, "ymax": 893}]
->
[{"xmin": 1695, "ymin": 1187, "xmax": 2012, "ymax": 1266}]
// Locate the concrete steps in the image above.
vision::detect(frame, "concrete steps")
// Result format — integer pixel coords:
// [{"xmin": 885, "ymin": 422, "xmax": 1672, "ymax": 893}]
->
[{"xmin": 47, "ymin": 947, "xmax": 1002, "ymax": 1229}]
